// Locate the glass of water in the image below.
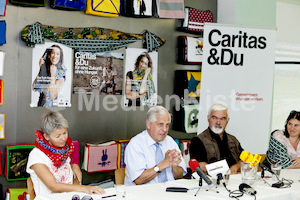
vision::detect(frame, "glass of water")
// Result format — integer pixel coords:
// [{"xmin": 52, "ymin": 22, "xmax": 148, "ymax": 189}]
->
[
  {"xmin": 223, "ymin": 169, "xmax": 231, "ymax": 185},
  {"xmin": 115, "ymin": 184, "xmax": 126, "ymax": 199},
  {"xmin": 271, "ymin": 163, "xmax": 282, "ymax": 180},
  {"xmin": 240, "ymin": 162, "xmax": 258, "ymax": 185}
]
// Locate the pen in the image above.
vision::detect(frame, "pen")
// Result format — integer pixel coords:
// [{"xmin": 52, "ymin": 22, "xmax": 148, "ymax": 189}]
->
[{"xmin": 102, "ymin": 194, "xmax": 117, "ymax": 199}]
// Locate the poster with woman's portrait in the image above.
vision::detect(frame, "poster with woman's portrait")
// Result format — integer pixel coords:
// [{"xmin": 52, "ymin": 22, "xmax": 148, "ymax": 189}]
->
[
  {"xmin": 123, "ymin": 48, "xmax": 158, "ymax": 107},
  {"xmin": 31, "ymin": 42, "xmax": 73, "ymax": 107}
]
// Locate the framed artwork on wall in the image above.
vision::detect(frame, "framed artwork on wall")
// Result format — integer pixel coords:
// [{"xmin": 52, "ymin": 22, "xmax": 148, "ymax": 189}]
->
[{"xmin": 5, "ymin": 144, "xmax": 35, "ymax": 181}]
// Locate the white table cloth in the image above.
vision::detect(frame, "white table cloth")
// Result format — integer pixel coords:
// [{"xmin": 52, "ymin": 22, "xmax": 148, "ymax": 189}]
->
[{"xmin": 34, "ymin": 169, "xmax": 300, "ymax": 200}]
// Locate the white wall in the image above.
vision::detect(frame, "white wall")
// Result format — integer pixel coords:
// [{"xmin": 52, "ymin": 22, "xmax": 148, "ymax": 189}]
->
[
  {"xmin": 276, "ymin": 0, "xmax": 300, "ymax": 44},
  {"xmin": 272, "ymin": 0, "xmax": 300, "ymax": 132}
]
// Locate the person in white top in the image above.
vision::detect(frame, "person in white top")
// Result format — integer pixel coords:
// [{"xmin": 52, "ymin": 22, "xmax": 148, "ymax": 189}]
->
[
  {"xmin": 124, "ymin": 106, "xmax": 187, "ymax": 186},
  {"xmin": 26, "ymin": 112, "xmax": 105, "ymax": 197},
  {"xmin": 271, "ymin": 110, "xmax": 300, "ymax": 168}
]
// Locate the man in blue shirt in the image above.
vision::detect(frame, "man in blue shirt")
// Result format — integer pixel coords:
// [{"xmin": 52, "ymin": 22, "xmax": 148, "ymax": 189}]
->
[{"xmin": 124, "ymin": 106, "xmax": 187, "ymax": 186}]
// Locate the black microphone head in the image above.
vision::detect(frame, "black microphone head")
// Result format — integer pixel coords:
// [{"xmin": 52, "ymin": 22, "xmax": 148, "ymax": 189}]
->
[
  {"xmin": 239, "ymin": 183, "xmax": 250, "ymax": 192},
  {"xmin": 216, "ymin": 173, "xmax": 223, "ymax": 185},
  {"xmin": 259, "ymin": 163, "xmax": 274, "ymax": 174},
  {"xmin": 239, "ymin": 183, "xmax": 257, "ymax": 195},
  {"xmin": 209, "ymin": 157, "xmax": 218, "ymax": 163},
  {"xmin": 258, "ymin": 163, "xmax": 267, "ymax": 170}
]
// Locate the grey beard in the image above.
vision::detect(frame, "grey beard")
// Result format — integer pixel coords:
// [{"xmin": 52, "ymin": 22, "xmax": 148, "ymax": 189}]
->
[{"xmin": 211, "ymin": 125, "xmax": 223, "ymax": 134}]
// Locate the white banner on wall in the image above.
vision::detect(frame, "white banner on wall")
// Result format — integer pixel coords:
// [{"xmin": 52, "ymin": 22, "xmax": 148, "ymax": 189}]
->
[{"xmin": 197, "ymin": 23, "xmax": 276, "ymax": 154}]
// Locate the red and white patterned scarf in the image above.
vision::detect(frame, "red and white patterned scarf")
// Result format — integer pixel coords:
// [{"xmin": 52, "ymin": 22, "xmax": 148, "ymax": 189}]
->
[{"xmin": 35, "ymin": 130, "xmax": 74, "ymax": 168}]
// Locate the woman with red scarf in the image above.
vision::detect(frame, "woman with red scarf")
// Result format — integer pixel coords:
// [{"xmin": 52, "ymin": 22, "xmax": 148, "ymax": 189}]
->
[{"xmin": 26, "ymin": 112, "xmax": 105, "ymax": 196}]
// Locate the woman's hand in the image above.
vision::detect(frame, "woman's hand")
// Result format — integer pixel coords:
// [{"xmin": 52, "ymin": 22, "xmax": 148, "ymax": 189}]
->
[
  {"xmin": 144, "ymin": 68, "xmax": 151, "ymax": 77},
  {"xmin": 139, "ymin": 68, "xmax": 151, "ymax": 96},
  {"xmin": 291, "ymin": 157, "xmax": 300, "ymax": 167},
  {"xmin": 71, "ymin": 164, "xmax": 82, "ymax": 185},
  {"xmin": 82, "ymin": 185, "xmax": 106, "ymax": 195}
]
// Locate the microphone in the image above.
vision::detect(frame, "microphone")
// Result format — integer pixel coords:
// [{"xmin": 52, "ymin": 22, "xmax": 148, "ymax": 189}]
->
[
  {"xmin": 239, "ymin": 150, "xmax": 261, "ymax": 168},
  {"xmin": 209, "ymin": 157, "xmax": 218, "ymax": 163},
  {"xmin": 189, "ymin": 159, "xmax": 213, "ymax": 185},
  {"xmin": 259, "ymin": 163, "xmax": 274, "ymax": 174},
  {"xmin": 239, "ymin": 183, "xmax": 257, "ymax": 196},
  {"xmin": 209, "ymin": 157, "xmax": 223, "ymax": 185}
]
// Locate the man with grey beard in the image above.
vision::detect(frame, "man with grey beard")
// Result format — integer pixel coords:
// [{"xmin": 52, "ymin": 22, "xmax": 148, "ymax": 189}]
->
[{"xmin": 189, "ymin": 104, "xmax": 243, "ymax": 174}]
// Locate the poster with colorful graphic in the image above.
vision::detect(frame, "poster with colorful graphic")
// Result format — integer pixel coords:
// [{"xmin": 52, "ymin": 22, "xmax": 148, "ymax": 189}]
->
[
  {"xmin": 187, "ymin": 37, "xmax": 203, "ymax": 63},
  {"xmin": 31, "ymin": 42, "xmax": 72, "ymax": 107},
  {"xmin": 123, "ymin": 48, "xmax": 158, "ymax": 107},
  {"xmin": 73, "ymin": 51, "xmax": 124, "ymax": 95},
  {"xmin": 187, "ymin": 71, "xmax": 201, "ymax": 97},
  {"xmin": 184, "ymin": 104, "xmax": 199, "ymax": 133},
  {"xmin": 5, "ymin": 144, "xmax": 35, "ymax": 181}
]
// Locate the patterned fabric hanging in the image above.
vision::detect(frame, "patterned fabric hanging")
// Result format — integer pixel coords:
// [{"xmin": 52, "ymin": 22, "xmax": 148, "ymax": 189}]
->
[{"xmin": 20, "ymin": 22, "xmax": 166, "ymax": 52}]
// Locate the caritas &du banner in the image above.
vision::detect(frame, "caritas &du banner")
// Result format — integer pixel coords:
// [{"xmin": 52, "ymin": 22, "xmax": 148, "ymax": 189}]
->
[{"xmin": 198, "ymin": 23, "xmax": 276, "ymax": 153}]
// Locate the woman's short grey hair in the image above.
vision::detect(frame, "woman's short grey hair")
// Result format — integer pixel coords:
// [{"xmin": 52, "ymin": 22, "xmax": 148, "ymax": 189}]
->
[
  {"xmin": 40, "ymin": 112, "xmax": 69, "ymax": 135},
  {"xmin": 147, "ymin": 106, "xmax": 171, "ymax": 123},
  {"xmin": 208, "ymin": 104, "xmax": 229, "ymax": 118}
]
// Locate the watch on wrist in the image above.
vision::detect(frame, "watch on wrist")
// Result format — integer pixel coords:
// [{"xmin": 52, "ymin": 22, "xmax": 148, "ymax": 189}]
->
[{"xmin": 154, "ymin": 165, "xmax": 161, "ymax": 173}]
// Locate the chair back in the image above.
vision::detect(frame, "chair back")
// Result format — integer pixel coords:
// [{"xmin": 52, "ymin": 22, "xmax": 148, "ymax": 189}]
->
[
  {"xmin": 27, "ymin": 176, "xmax": 79, "ymax": 199},
  {"xmin": 114, "ymin": 168, "xmax": 125, "ymax": 185},
  {"xmin": 260, "ymin": 154, "xmax": 266, "ymax": 163},
  {"xmin": 27, "ymin": 177, "xmax": 35, "ymax": 200}
]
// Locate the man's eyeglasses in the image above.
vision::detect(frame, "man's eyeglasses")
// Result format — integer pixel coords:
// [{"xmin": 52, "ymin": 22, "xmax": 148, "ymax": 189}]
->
[{"xmin": 72, "ymin": 195, "xmax": 93, "ymax": 200}]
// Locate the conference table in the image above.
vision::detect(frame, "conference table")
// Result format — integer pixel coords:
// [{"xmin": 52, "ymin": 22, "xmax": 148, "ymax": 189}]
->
[{"xmin": 34, "ymin": 169, "xmax": 300, "ymax": 200}]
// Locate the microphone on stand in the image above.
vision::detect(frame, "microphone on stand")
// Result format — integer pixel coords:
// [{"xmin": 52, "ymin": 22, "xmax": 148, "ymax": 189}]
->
[
  {"xmin": 240, "ymin": 150, "xmax": 276, "ymax": 179},
  {"xmin": 189, "ymin": 159, "xmax": 213, "ymax": 186},
  {"xmin": 209, "ymin": 157, "xmax": 223, "ymax": 185},
  {"xmin": 207, "ymin": 157, "xmax": 230, "ymax": 189},
  {"xmin": 189, "ymin": 159, "xmax": 218, "ymax": 196},
  {"xmin": 259, "ymin": 163, "xmax": 275, "ymax": 178}
]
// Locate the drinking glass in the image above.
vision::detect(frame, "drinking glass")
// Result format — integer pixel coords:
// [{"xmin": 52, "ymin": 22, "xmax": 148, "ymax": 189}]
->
[
  {"xmin": 271, "ymin": 163, "xmax": 282, "ymax": 180},
  {"xmin": 115, "ymin": 184, "xmax": 126, "ymax": 199},
  {"xmin": 240, "ymin": 162, "xmax": 258, "ymax": 185}
]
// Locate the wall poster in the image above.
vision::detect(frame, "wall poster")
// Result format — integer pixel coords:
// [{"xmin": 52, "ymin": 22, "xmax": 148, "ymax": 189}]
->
[
  {"xmin": 5, "ymin": 144, "xmax": 35, "ymax": 181},
  {"xmin": 31, "ymin": 42, "xmax": 72, "ymax": 107},
  {"xmin": 123, "ymin": 48, "xmax": 158, "ymax": 107},
  {"xmin": 73, "ymin": 52, "xmax": 124, "ymax": 95},
  {"xmin": 198, "ymin": 23, "xmax": 276, "ymax": 154}
]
